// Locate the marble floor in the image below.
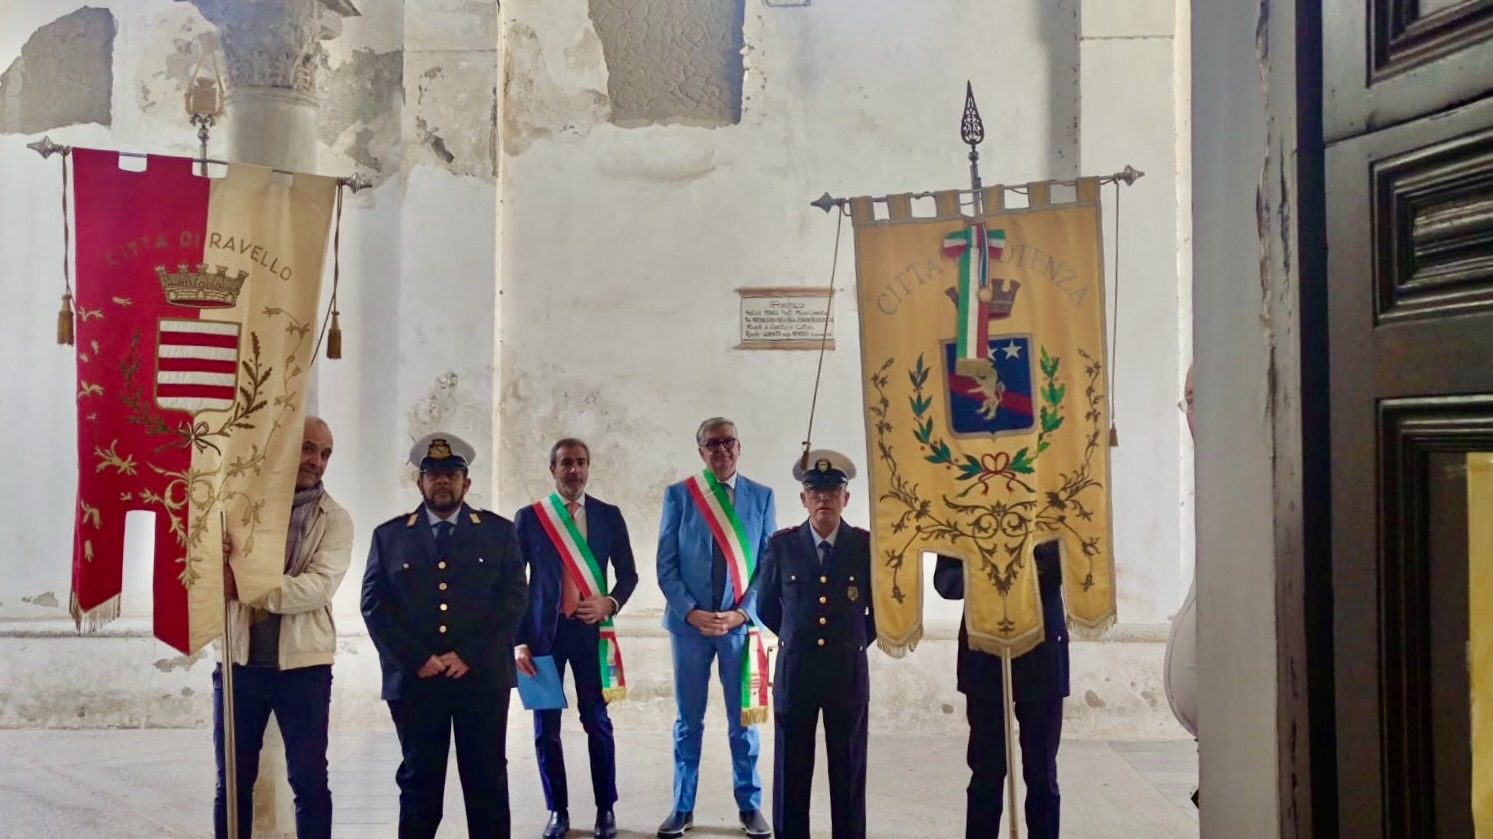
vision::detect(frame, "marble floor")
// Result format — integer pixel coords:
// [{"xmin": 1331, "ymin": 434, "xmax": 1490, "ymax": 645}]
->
[{"xmin": 0, "ymin": 727, "xmax": 1197, "ymax": 838}]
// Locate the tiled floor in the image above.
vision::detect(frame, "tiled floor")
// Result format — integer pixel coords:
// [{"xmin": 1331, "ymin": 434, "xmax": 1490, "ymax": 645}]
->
[{"xmin": 0, "ymin": 727, "xmax": 1197, "ymax": 838}]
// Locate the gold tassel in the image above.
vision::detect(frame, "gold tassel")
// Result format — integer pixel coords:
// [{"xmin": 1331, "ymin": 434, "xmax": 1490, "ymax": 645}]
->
[
  {"xmin": 740, "ymin": 707, "xmax": 770, "ymax": 727},
  {"xmin": 602, "ymin": 686, "xmax": 628, "ymax": 704},
  {"xmin": 326, "ymin": 310, "xmax": 342, "ymax": 359},
  {"xmin": 1109, "ymin": 423, "xmax": 1119, "ymax": 447},
  {"xmin": 57, "ymin": 293, "xmax": 74, "ymax": 346}
]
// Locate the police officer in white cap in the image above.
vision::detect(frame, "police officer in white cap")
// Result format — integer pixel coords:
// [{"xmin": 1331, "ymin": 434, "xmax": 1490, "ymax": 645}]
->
[
  {"xmin": 756, "ymin": 449, "xmax": 876, "ymax": 839},
  {"xmin": 361, "ymin": 432, "xmax": 529, "ymax": 839}
]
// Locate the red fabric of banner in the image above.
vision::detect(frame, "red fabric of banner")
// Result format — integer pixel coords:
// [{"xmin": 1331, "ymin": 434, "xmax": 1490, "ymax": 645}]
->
[{"xmin": 70, "ymin": 149, "xmax": 209, "ymax": 643}]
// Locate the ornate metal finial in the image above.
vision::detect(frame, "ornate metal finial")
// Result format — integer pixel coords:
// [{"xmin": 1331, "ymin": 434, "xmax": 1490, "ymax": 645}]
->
[
  {"xmin": 27, "ymin": 136, "xmax": 70, "ymax": 159},
  {"xmin": 338, "ymin": 173, "xmax": 373, "ymax": 193},
  {"xmin": 810, "ymin": 192, "xmax": 841, "ymax": 214},
  {"xmin": 961, "ymin": 81, "xmax": 984, "ymax": 149},
  {"xmin": 1116, "ymin": 165, "xmax": 1146, "ymax": 185}
]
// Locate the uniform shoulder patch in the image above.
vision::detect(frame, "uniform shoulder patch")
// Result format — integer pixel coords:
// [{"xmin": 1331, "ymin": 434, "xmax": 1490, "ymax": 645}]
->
[
  {"xmin": 468, "ymin": 511, "xmax": 482, "ymax": 525},
  {"xmin": 406, "ymin": 513, "xmax": 419, "ymax": 528}
]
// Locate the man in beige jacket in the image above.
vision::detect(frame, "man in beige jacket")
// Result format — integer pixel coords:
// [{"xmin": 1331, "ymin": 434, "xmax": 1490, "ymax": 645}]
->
[{"xmin": 215, "ymin": 415, "xmax": 355, "ymax": 839}]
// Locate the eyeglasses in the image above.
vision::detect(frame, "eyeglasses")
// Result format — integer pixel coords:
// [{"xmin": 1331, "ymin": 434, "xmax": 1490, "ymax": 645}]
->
[
  {"xmin": 702, "ymin": 437, "xmax": 738, "ymax": 451},
  {"xmin": 805, "ymin": 487, "xmax": 845, "ymax": 499}
]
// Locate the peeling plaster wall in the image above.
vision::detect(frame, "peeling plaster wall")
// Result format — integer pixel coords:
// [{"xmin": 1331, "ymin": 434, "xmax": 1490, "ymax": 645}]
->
[
  {"xmin": 498, "ymin": 0, "xmax": 1185, "ymax": 626},
  {"xmin": 2, "ymin": 0, "xmax": 1190, "ymax": 738},
  {"xmin": 0, "ymin": 7, "xmax": 116, "ymax": 134}
]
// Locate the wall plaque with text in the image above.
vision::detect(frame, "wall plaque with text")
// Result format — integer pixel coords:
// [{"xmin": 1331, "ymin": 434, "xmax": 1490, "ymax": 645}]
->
[{"xmin": 737, "ymin": 287, "xmax": 835, "ymax": 350}]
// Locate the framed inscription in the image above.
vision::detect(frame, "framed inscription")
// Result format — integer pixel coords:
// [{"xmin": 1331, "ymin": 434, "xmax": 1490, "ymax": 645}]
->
[{"xmin": 737, "ymin": 287, "xmax": 835, "ymax": 350}]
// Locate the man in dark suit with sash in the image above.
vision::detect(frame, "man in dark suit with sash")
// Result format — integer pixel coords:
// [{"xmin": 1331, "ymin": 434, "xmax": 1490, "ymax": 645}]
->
[
  {"xmin": 757, "ymin": 450, "xmax": 875, "ymax": 839},
  {"xmin": 934, "ymin": 542, "xmax": 1069, "ymax": 839},
  {"xmin": 513, "ymin": 438, "xmax": 639, "ymax": 839},
  {"xmin": 361, "ymin": 433, "xmax": 529, "ymax": 839}
]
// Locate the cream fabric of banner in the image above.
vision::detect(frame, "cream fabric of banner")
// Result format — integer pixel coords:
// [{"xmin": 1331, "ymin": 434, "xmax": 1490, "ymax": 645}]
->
[
  {"xmin": 852, "ymin": 181, "xmax": 1116, "ymax": 658},
  {"xmin": 185, "ymin": 166, "xmax": 336, "ymax": 653}
]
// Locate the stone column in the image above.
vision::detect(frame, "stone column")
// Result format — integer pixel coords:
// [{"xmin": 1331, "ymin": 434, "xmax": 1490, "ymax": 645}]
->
[{"xmin": 189, "ymin": 2, "xmax": 360, "ymax": 834}]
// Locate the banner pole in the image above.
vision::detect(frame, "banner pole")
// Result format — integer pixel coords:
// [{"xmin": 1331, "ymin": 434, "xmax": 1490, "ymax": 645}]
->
[
  {"xmin": 220, "ymin": 510, "xmax": 240, "ymax": 839},
  {"xmin": 1002, "ymin": 650, "xmax": 1020, "ymax": 839}
]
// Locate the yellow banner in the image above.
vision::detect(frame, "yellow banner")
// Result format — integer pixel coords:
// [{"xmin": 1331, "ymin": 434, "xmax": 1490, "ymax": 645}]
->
[{"xmin": 852, "ymin": 181, "xmax": 1115, "ymax": 657}]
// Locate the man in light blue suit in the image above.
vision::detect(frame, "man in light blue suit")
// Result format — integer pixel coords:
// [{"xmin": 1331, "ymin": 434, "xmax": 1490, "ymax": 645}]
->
[{"xmin": 655, "ymin": 417, "xmax": 776, "ymax": 839}]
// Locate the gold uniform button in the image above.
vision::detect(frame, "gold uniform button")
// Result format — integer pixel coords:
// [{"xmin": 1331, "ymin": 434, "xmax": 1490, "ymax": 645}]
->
[
  {"xmin": 438, "ymin": 625, "xmax": 448, "ymax": 634},
  {"xmin": 817, "ymin": 638, "xmax": 825, "ymax": 646},
  {"xmin": 439, "ymin": 582, "xmax": 448, "ymax": 591},
  {"xmin": 819, "ymin": 596, "xmax": 827, "ymax": 604},
  {"xmin": 402, "ymin": 562, "xmax": 411, "ymax": 570},
  {"xmin": 819, "ymin": 617, "xmax": 827, "ymax": 625},
  {"xmin": 439, "ymin": 603, "xmax": 448, "ymax": 611},
  {"xmin": 437, "ymin": 561, "xmax": 447, "ymax": 570},
  {"xmin": 820, "ymin": 575, "xmax": 828, "ymax": 583}
]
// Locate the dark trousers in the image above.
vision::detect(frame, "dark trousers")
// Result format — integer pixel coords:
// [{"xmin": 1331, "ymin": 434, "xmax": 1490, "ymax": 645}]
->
[
  {"xmin": 772, "ymin": 700, "xmax": 868, "ymax": 839},
  {"xmin": 965, "ymin": 695, "xmax": 1062, "ymax": 839},
  {"xmin": 212, "ymin": 663, "xmax": 334, "ymax": 839},
  {"xmin": 534, "ymin": 616, "xmax": 618, "ymax": 813},
  {"xmin": 388, "ymin": 685, "xmax": 512, "ymax": 839}
]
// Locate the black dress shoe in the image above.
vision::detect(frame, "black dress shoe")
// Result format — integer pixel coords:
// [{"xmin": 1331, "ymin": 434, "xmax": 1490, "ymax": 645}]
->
[
  {"xmin": 594, "ymin": 809, "xmax": 618, "ymax": 839},
  {"xmin": 544, "ymin": 810, "xmax": 570, "ymax": 839},
  {"xmin": 739, "ymin": 809, "xmax": 770, "ymax": 838},
  {"xmin": 656, "ymin": 809, "xmax": 693, "ymax": 837}
]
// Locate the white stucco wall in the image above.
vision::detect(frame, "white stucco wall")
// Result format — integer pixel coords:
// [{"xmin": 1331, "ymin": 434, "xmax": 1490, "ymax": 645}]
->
[{"xmin": 1, "ymin": 0, "xmax": 1193, "ymax": 738}]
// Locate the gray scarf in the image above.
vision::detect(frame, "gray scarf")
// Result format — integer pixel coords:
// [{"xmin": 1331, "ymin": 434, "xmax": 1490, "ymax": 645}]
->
[
  {"xmin": 248, "ymin": 484, "xmax": 323, "ymax": 628},
  {"xmin": 284, "ymin": 483, "xmax": 325, "ymax": 574}
]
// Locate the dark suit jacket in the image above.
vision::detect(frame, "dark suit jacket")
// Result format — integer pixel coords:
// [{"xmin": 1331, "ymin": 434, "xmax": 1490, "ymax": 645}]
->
[
  {"xmin": 933, "ymin": 541, "xmax": 1070, "ymax": 703},
  {"xmin": 360, "ymin": 503, "xmax": 529, "ymax": 700},
  {"xmin": 757, "ymin": 521, "xmax": 877, "ymax": 711},
  {"xmin": 512, "ymin": 494, "xmax": 639, "ymax": 655}
]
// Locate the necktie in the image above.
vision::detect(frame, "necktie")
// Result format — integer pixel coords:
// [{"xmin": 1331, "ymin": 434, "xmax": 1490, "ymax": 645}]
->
[
  {"xmin": 434, "ymin": 521, "xmax": 454, "ymax": 557},
  {"xmin": 819, "ymin": 539, "xmax": 832, "ymax": 568},
  {"xmin": 561, "ymin": 502, "xmax": 581, "ymax": 616}
]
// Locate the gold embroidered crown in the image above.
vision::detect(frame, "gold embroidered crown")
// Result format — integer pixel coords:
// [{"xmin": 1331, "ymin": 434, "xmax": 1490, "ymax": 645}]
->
[{"xmin": 155, "ymin": 263, "xmax": 248, "ymax": 308}]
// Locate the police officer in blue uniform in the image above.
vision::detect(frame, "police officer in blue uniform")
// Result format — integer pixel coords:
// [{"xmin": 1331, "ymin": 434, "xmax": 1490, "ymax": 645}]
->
[
  {"xmin": 934, "ymin": 541, "xmax": 1069, "ymax": 839},
  {"xmin": 757, "ymin": 449, "xmax": 875, "ymax": 839},
  {"xmin": 361, "ymin": 433, "xmax": 529, "ymax": 839}
]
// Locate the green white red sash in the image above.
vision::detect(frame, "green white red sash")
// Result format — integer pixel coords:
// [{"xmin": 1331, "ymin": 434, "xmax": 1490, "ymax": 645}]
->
[
  {"xmin": 533, "ymin": 493, "xmax": 626, "ymax": 702},
  {"xmin": 685, "ymin": 470, "xmax": 770, "ymax": 726},
  {"xmin": 943, "ymin": 223, "xmax": 1007, "ymax": 375}
]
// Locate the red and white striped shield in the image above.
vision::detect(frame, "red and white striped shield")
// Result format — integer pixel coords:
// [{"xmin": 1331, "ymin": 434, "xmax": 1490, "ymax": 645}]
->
[{"xmin": 155, "ymin": 319, "xmax": 241, "ymax": 414}]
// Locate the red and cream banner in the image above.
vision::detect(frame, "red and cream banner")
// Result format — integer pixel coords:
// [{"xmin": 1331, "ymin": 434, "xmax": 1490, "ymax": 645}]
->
[{"xmin": 69, "ymin": 149, "xmax": 337, "ymax": 654}]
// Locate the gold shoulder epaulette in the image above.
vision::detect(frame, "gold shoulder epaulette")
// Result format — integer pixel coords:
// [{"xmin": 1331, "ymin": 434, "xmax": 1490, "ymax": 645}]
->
[
  {"xmin": 469, "ymin": 511, "xmax": 482, "ymax": 525},
  {"xmin": 406, "ymin": 513, "xmax": 419, "ymax": 527}
]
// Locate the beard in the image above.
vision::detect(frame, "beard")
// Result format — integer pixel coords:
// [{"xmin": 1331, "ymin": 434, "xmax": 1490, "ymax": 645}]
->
[{"xmin": 423, "ymin": 487, "xmax": 464, "ymax": 514}]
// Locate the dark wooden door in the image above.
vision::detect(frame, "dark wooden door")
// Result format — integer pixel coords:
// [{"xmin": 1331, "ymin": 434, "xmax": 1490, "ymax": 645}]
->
[{"xmin": 1322, "ymin": 0, "xmax": 1493, "ymax": 834}]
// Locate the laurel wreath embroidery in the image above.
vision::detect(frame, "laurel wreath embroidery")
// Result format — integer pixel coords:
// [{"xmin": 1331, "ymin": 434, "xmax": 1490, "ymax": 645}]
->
[
  {"xmin": 869, "ymin": 347, "xmax": 1108, "ymax": 634},
  {"xmin": 110, "ymin": 308, "xmax": 313, "ymax": 588}
]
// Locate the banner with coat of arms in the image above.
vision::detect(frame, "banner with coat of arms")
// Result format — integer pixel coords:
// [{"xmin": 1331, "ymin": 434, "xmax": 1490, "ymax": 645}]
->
[
  {"xmin": 851, "ymin": 181, "xmax": 1115, "ymax": 657},
  {"xmin": 69, "ymin": 148, "xmax": 336, "ymax": 654}
]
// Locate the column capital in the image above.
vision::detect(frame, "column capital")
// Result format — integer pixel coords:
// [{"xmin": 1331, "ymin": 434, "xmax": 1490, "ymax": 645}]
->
[{"xmin": 188, "ymin": 0, "xmax": 361, "ymax": 96}]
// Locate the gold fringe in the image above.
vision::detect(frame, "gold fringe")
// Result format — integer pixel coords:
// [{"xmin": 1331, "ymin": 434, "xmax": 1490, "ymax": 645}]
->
[
  {"xmin": 1067, "ymin": 613, "xmax": 1117, "ymax": 642},
  {"xmin": 57, "ymin": 293, "xmax": 74, "ymax": 345},
  {"xmin": 1108, "ymin": 423, "xmax": 1119, "ymax": 447},
  {"xmin": 70, "ymin": 591, "xmax": 120, "ymax": 634},
  {"xmin": 602, "ymin": 686, "xmax": 627, "ymax": 704},
  {"xmin": 965, "ymin": 632, "xmax": 1043, "ymax": 660},
  {"xmin": 326, "ymin": 310, "xmax": 342, "ymax": 359},
  {"xmin": 875, "ymin": 624, "xmax": 923, "ymax": 660},
  {"xmin": 740, "ymin": 706, "xmax": 769, "ymax": 727}
]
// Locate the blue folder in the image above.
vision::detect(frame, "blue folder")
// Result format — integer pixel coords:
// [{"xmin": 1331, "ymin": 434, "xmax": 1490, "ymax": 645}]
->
[{"xmin": 516, "ymin": 655, "xmax": 567, "ymax": 711}]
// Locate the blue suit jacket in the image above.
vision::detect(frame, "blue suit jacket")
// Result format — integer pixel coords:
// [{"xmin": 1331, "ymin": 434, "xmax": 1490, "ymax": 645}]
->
[
  {"xmin": 656, "ymin": 472, "xmax": 776, "ymax": 636},
  {"xmin": 512, "ymin": 494, "xmax": 639, "ymax": 656},
  {"xmin": 933, "ymin": 541, "xmax": 1070, "ymax": 703}
]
